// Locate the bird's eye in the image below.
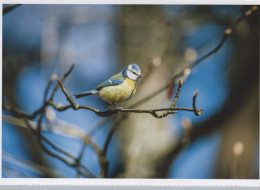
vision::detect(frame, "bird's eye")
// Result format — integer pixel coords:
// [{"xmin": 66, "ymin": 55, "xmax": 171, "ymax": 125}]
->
[
  {"xmin": 128, "ymin": 69, "xmax": 140, "ymax": 77},
  {"xmin": 132, "ymin": 71, "xmax": 139, "ymax": 76}
]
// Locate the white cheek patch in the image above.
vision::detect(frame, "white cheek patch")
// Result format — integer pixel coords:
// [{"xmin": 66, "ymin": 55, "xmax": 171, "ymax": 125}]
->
[
  {"xmin": 126, "ymin": 70, "xmax": 138, "ymax": 80},
  {"xmin": 128, "ymin": 65, "xmax": 133, "ymax": 71}
]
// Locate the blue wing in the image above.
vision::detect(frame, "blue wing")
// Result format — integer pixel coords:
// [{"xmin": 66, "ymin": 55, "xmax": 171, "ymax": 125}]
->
[{"xmin": 95, "ymin": 79, "xmax": 124, "ymax": 90}]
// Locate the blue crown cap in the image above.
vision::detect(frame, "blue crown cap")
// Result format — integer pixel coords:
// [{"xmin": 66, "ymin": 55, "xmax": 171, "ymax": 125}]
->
[{"xmin": 131, "ymin": 63, "xmax": 140, "ymax": 72}]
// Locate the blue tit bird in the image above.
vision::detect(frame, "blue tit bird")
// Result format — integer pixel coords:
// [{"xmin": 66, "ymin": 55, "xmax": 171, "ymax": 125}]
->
[{"xmin": 74, "ymin": 63, "xmax": 142, "ymax": 108}]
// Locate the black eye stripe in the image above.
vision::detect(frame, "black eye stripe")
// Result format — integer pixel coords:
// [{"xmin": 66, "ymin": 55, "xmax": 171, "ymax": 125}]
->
[
  {"xmin": 132, "ymin": 71, "xmax": 138, "ymax": 75},
  {"xmin": 128, "ymin": 69, "xmax": 138, "ymax": 75}
]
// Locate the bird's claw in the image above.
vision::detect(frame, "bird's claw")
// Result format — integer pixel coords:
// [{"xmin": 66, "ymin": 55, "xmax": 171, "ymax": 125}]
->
[
  {"xmin": 115, "ymin": 106, "xmax": 123, "ymax": 115},
  {"xmin": 108, "ymin": 104, "xmax": 123, "ymax": 114}
]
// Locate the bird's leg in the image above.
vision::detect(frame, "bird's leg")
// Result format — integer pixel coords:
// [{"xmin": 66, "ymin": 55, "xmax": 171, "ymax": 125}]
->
[
  {"xmin": 107, "ymin": 104, "xmax": 112, "ymax": 110},
  {"xmin": 107, "ymin": 103, "xmax": 117, "ymax": 110},
  {"xmin": 112, "ymin": 103, "xmax": 123, "ymax": 114}
]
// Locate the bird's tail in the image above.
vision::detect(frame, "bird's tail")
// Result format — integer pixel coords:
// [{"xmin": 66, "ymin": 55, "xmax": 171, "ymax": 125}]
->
[{"xmin": 74, "ymin": 90, "xmax": 98, "ymax": 99}]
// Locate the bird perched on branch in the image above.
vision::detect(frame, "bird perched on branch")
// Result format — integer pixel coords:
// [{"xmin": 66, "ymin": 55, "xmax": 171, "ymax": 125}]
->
[{"xmin": 74, "ymin": 64, "xmax": 142, "ymax": 108}]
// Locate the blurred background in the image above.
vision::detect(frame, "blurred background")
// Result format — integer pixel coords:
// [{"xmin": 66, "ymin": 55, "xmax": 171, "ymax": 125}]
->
[{"xmin": 2, "ymin": 4, "xmax": 259, "ymax": 178}]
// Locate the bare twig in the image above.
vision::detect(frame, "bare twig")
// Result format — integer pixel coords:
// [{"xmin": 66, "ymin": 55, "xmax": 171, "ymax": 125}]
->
[
  {"xmin": 128, "ymin": 6, "xmax": 259, "ymax": 110},
  {"xmin": 3, "ymin": 103, "xmax": 45, "ymax": 120},
  {"xmin": 50, "ymin": 64, "xmax": 75, "ymax": 101},
  {"xmin": 171, "ymin": 79, "xmax": 183, "ymax": 108},
  {"xmin": 3, "ymin": 64, "xmax": 99, "ymax": 178},
  {"xmin": 3, "ymin": 114, "xmax": 103, "ymax": 178},
  {"xmin": 193, "ymin": 90, "xmax": 203, "ymax": 116},
  {"xmin": 100, "ymin": 116, "xmax": 127, "ymax": 178},
  {"xmin": 3, "ymin": 152, "xmax": 62, "ymax": 177},
  {"xmin": 54, "ymin": 78, "xmax": 202, "ymax": 118},
  {"xmin": 97, "ymin": 5, "xmax": 259, "ymax": 177},
  {"xmin": 3, "ymin": 115, "xmax": 87, "ymax": 140},
  {"xmin": 24, "ymin": 118, "xmax": 97, "ymax": 178}
]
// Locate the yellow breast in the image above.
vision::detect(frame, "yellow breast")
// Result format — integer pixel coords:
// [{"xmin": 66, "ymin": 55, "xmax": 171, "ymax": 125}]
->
[{"xmin": 99, "ymin": 78, "xmax": 136, "ymax": 103}]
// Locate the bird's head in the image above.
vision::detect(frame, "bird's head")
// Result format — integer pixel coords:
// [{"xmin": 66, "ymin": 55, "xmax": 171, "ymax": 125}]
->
[{"xmin": 122, "ymin": 63, "xmax": 142, "ymax": 81}]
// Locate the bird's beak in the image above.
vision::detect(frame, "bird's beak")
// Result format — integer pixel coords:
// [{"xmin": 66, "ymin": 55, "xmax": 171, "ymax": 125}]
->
[{"xmin": 138, "ymin": 74, "xmax": 142, "ymax": 78}]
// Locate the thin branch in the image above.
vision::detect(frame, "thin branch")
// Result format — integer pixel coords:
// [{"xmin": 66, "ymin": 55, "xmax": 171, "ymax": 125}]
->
[
  {"xmin": 3, "ymin": 166, "xmax": 32, "ymax": 178},
  {"xmin": 3, "ymin": 103, "xmax": 47, "ymax": 120},
  {"xmin": 3, "ymin": 114, "xmax": 102, "ymax": 178},
  {"xmin": 3, "ymin": 151, "xmax": 62, "ymax": 177},
  {"xmin": 127, "ymin": 5, "xmax": 259, "ymax": 110},
  {"xmin": 100, "ymin": 116, "xmax": 127, "ymax": 178},
  {"xmin": 24, "ymin": 119, "xmax": 76, "ymax": 160},
  {"xmin": 50, "ymin": 64, "xmax": 75, "ymax": 101},
  {"xmin": 3, "ymin": 114, "xmax": 86, "ymax": 140},
  {"xmin": 23, "ymin": 118, "xmax": 97, "ymax": 178},
  {"xmin": 54, "ymin": 78, "xmax": 202, "ymax": 118},
  {"xmin": 88, "ymin": 117, "xmax": 111, "ymax": 135},
  {"xmin": 171, "ymin": 79, "xmax": 183, "ymax": 108},
  {"xmin": 193, "ymin": 90, "xmax": 203, "ymax": 116},
  {"xmin": 75, "ymin": 132, "xmax": 105, "ymax": 177},
  {"xmin": 3, "ymin": 64, "xmax": 101, "ymax": 178},
  {"xmin": 44, "ymin": 74, "xmax": 57, "ymax": 103},
  {"xmin": 97, "ymin": 5, "xmax": 259, "ymax": 177}
]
